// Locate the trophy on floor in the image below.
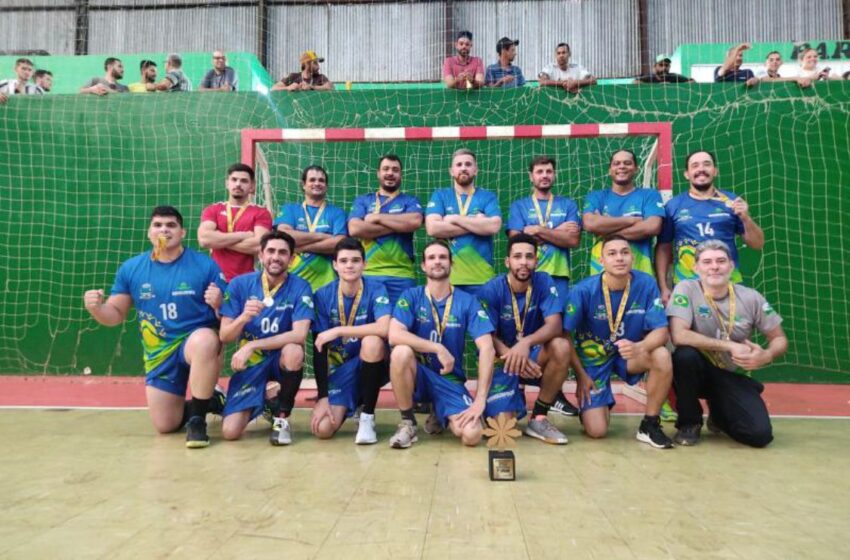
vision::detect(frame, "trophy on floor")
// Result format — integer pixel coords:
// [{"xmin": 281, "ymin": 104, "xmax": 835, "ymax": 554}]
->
[{"xmin": 483, "ymin": 413, "xmax": 521, "ymax": 481}]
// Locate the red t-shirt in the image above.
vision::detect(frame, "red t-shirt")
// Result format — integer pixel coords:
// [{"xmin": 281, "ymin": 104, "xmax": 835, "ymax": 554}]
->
[{"xmin": 200, "ymin": 202, "xmax": 273, "ymax": 281}]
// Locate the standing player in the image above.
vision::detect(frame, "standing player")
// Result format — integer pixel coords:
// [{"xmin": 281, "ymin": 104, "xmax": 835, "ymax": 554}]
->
[
  {"xmin": 387, "ymin": 241, "xmax": 496, "ymax": 449},
  {"xmin": 347, "ymin": 154, "xmax": 423, "ymax": 305},
  {"xmin": 656, "ymin": 150, "xmax": 764, "ymax": 305},
  {"xmin": 219, "ymin": 230, "xmax": 313, "ymax": 445},
  {"xmin": 478, "ymin": 234, "xmax": 570, "ymax": 444},
  {"xmin": 564, "ymin": 235, "xmax": 674, "ymax": 449},
  {"xmin": 274, "ymin": 165, "xmax": 347, "ymax": 292},
  {"xmin": 311, "ymin": 238, "xmax": 392, "ymax": 444},
  {"xmin": 425, "ymin": 149, "xmax": 502, "ymax": 297},
  {"xmin": 83, "ymin": 206, "xmax": 225, "ymax": 448},
  {"xmin": 583, "ymin": 149, "xmax": 664, "ymax": 277},
  {"xmin": 198, "ymin": 163, "xmax": 272, "ymax": 281}
]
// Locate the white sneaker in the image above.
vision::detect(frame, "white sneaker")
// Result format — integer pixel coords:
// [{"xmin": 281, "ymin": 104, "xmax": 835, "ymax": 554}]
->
[
  {"xmin": 270, "ymin": 417, "xmax": 292, "ymax": 446},
  {"xmin": 389, "ymin": 419, "xmax": 418, "ymax": 449},
  {"xmin": 355, "ymin": 412, "xmax": 377, "ymax": 445}
]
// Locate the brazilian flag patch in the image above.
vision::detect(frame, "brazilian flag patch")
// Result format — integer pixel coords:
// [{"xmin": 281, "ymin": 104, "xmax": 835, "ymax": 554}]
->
[{"xmin": 673, "ymin": 294, "xmax": 690, "ymax": 308}]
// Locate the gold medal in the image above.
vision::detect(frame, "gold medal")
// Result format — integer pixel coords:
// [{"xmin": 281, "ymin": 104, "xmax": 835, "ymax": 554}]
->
[
  {"xmin": 337, "ymin": 281, "xmax": 364, "ymax": 326},
  {"xmin": 703, "ymin": 283, "xmax": 736, "ymax": 341},
  {"xmin": 425, "ymin": 287, "xmax": 454, "ymax": 341},
  {"xmin": 454, "ymin": 187, "xmax": 475, "ymax": 216},
  {"xmin": 507, "ymin": 276, "xmax": 532, "ymax": 340},
  {"xmin": 601, "ymin": 273, "xmax": 631, "ymax": 342},
  {"xmin": 302, "ymin": 200, "xmax": 327, "ymax": 232},
  {"xmin": 531, "ymin": 193, "xmax": 553, "ymax": 226}
]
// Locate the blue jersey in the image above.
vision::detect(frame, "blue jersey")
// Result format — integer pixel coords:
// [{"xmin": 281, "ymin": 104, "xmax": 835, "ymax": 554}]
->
[
  {"xmin": 111, "ymin": 248, "xmax": 226, "ymax": 373},
  {"xmin": 478, "ymin": 272, "xmax": 562, "ymax": 346},
  {"xmin": 221, "ymin": 272, "xmax": 314, "ymax": 366},
  {"xmin": 583, "ymin": 187, "xmax": 665, "ymax": 276},
  {"xmin": 426, "ymin": 187, "xmax": 501, "ymax": 286},
  {"xmin": 563, "ymin": 271, "xmax": 667, "ymax": 368},
  {"xmin": 392, "ymin": 286, "xmax": 494, "ymax": 383},
  {"xmin": 348, "ymin": 192, "xmax": 422, "ymax": 279},
  {"xmin": 273, "ymin": 201, "xmax": 347, "ymax": 291},
  {"xmin": 507, "ymin": 195, "xmax": 581, "ymax": 279},
  {"xmin": 314, "ymin": 278, "xmax": 392, "ymax": 365},
  {"xmin": 659, "ymin": 191, "xmax": 745, "ymax": 284}
]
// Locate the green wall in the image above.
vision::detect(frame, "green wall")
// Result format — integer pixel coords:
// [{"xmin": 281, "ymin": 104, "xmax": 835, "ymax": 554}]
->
[{"xmin": 0, "ymin": 83, "xmax": 847, "ymax": 382}]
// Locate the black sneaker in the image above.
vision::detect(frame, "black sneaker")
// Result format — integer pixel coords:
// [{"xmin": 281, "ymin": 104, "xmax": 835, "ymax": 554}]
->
[
  {"xmin": 550, "ymin": 392, "xmax": 579, "ymax": 417},
  {"xmin": 209, "ymin": 384, "xmax": 226, "ymax": 416},
  {"xmin": 637, "ymin": 417, "xmax": 674, "ymax": 449},
  {"xmin": 185, "ymin": 416, "xmax": 210, "ymax": 449},
  {"xmin": 674, "ymin": 424, "xmax": 701, "ymax": 446}
]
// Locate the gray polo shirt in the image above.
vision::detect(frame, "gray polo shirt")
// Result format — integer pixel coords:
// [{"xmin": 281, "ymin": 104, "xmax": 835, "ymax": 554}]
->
[
  {"xmin": 83, "ymin": 77, "xmax": 129, "ymax": 93},
  {"xmin": 165, "ymin": 70, "xmax": 191, "ymax": 91},
  {"xmin": 666, "ymin": 280, "xmax": 782, "ymax": 372},
  {"xmin": 200, "ymin": 67, "xmax": 238, "ymax": 91}
]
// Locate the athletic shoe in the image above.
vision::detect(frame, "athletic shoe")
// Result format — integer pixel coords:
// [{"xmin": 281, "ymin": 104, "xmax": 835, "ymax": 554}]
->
[
  {"xmin": 550, "ymin": 392, "xmax": 579, "ymax": 417},
  {"xmin": 423, "ymin": 412, "xmax": 444, "ymax": 435},
  {"xmin": 355, "ymin": 412, "xmax": 377, "ymax": 445},
  {"xmin": 525, "ymin": 416, "xmax": 568, "ymax": 445},
  {"xmin": 660, "ymin": 401, "xmax": 678, "ymax": 423},
  {"xmin": 674, "ymin": 424, "xmax": 701, "ymax": 446},
  {"xmin": 389, "ymin": 420, "xmax": 418, "ymax": 449},
  {"xmin": 270, "ymin": 417, "xmax": 292, "ymax": 446},
  {"xmin": 706, "ymin": 414, "xmax": 722, "ymax": 435},
  {"xmin": 636, "ymin": 417, "xmax": 674, "ymax": 449},
  {"xmin": 185, "ymin": 416, "xmax": 210, "ymax": 449},
  {"xmin": 209, "ymin": 384, "xmax": 226, "ymax": 416}
]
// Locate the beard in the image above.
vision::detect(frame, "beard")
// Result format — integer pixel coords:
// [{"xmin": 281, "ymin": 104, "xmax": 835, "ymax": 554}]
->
[
  {"xmin": 455, "ymin": 172, "xmax": 474, "ymax": 187},
  {"xmin": 692, "ymin": 179, "xmax": 713, "ymax": 192},
  {"xmin": 425, "ymin": 267, "xmax": 450, "ymax": 281},
  {"xmin": 512, "ymin": 268, "xmax": 532, "ymax": 282},
  {"xmin": 381, "ymin": 181, "xmax": 400, "ymax": 192}
]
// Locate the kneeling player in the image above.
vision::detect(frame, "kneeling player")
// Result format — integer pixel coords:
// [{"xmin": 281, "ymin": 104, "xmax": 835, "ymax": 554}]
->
[
  {"xmin": 83, "ymin": 206, "xmax": 226, "ymax": 448},
  {"xmin": 219, "ymin": 230, "xmax": 313, "ymax": 445},
  {"xmin": 310, "ymin": 238, "xmax": 392, "ymax": 444},
  {"xmin": 388, "ymin": 241, "xmax": 496, "ymax": 448},
  {"xmin": 564, "ymin": 235, "xmax": 674, "ymax": 449},
  {"xmin": 478, "ymin": 233, "xmax": 570, "ymax": 444}
]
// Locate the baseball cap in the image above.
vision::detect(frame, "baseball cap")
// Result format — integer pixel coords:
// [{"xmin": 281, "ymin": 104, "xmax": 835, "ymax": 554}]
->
[
  {"xmin": 300, "ymin": 51, "xmax": 325, "ymax": 65},
  {"xmin": 496, "ymin": 37, "xmax": 519, "ymax": 54},
  {"xmin": 655, "ymin": 54, "xmax": 671, "ymax": 63}
]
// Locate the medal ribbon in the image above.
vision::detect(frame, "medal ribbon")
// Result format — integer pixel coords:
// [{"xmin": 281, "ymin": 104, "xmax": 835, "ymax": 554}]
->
[
  {"xmin": 262, "ymin": 273, "xmax": 284, "ymax": 302},
  {"xmin": 151, "ymin": 235, "xmax": 167, "ymax": 261},
  {"xmin": 531, "ymin": 194, "xmax": 553, "ymax": 226},
  {"xmin": 373, "ymin": 191, "xmax": 399, "ymax": 214},
  {"xmin": 424, "ymin": 286, "xmax": 454, "ymax": 341},
  {"xmin": 703, "ymin": 283, "xmax": 736, "ymax": 340},
  {"xmin": 454, "ymin": 187, "xmax": 475, "ymax": 216},
  {"xmin": 337, "ymin": 281, "xmax": 364, "ymax": 327},
  {"xmin": 302, "ymin": 200, "xmax": 327, "ymax": 232},
  {"xmin": 226, "ymin": 202, "xmax": 249, "ymax": 233},
  {"xmin": 601, "ymin": 273, "xmax": 631, "ymax": 341},
  {"xmin": 507, "ymin": 276, "xmax": 532, "ymax": 339}
]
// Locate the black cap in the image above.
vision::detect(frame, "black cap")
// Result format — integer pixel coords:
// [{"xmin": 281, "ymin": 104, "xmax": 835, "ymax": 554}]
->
[{"xmin": 496, "ymin": 37, "xmax": 519, "ymax": 54}]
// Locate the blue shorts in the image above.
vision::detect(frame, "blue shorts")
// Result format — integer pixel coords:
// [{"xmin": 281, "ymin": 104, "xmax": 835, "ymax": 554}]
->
[
  {"xmin": 328, "ymin": 357, "xmax": 361, "ymax": 417},
  {"xmin": 413, "ymin": 364, "xmax": 473, "ymax": 427},
  {"xmin": 223, "ymin": 351, "xmax": 282, "ymax": 420},
  {"xmin": 145, "ymin": 338, "xmax": 191, "ymax": 397},
  {"xmin": 365, "ymin": 275, "xmax": 415, "ymax": 307},
  {"xmin": 487, "ymin": 344, "xmax": 543, "ymax": 419},
  {"xmin": 551, "ymin": 277, "xmax": 570, "ymax": 310},
  {"xmin": 581, "ymin": 356, "xmax": 644, "ymax": 412}
]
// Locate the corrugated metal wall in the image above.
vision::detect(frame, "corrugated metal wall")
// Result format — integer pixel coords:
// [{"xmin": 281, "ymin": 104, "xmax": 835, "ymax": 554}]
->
[
  {"xmin": 0, "ymin": 0, "xmax": 846, "ymax": 80},
  {"xmin": 647, "ymin": 0, "xmax": 844, "ymax": 58}
]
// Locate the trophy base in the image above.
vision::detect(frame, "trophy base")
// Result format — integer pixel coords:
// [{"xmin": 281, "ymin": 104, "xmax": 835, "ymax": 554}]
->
[{"xmin": 488, "ymin": 449, "xmax": 516, "ymax": 481}]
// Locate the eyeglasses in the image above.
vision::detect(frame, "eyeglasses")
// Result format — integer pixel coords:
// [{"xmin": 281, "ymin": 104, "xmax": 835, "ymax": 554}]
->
[{"xmin": 213, "ymin": 56, "xmax": 225, "ymax": 60}]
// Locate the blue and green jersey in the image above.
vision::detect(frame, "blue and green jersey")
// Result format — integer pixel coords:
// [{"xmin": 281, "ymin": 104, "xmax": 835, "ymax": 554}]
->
[
  {"xmin": 507, "ymin": 195, "xmax": 581, "ymax": 279},
  {"xmin": 348, "ymin": 192, "xmax": 422, "ymax": 280}
]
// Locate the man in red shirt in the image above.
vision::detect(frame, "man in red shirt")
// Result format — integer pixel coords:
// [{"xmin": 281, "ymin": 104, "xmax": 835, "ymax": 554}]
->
[
  {"xmin": 443, "ymin": 31, "xmax": 485, "ymax": 89},
  {"xmin": 198, "ymin": 163, "xmax": 273, "ymax": 281}
]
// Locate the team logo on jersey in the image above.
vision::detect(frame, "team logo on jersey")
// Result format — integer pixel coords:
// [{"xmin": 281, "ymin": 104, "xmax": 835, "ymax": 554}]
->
[
  {"xmin": 477, "ymin": 310, "xmax": 489, "ymax": 320},
  {"xmin": 139, "ymin": 283, "xmax": 155, "ymax": 300},
  {"xmin": 219, "ymin": 272, "xmax": 226, "ymax": 282},
  {"xmin": 172, "ymin": 281, "xmax": 196, "ymax": 297},
  {"xmin": 626, "ymin": 300, "xmax": 646, "ymax": 315},
  {"xmin": 301, "ymin": 295, "xmax": 314, "ymax": 309},
  {"xmin": 566, "ymin": 303, "xmax": 576, "ymax": 316},
  {"xmin": 550, "ymin": 286, "xmax": 559, "ymax": 297},
  {"xmin": 763, "ymin": 302, "xmax": 776, "ymax": 316},
  {"xmin": 673, "ymin": 294, "xmax": 690, "ymax": 308},
  {"xmin": 651, "ymin": 298, "xmax": 664, "ymax": 311},
  {"xmin": 677, "ymin": 209, "xmax": 692, "ymax": 222},
  {"xmin": 375, "ymin": 295, "xmax": 390, "ymax": 305},
  {"xmin": 426, "ymin": 201, "xmax": 437, "ymax": 208},
  {"xmin": 656, "ymin": 201, "xmax": 665, "ymax": 208},
  {"xmin": 397, "ymin": 298, "xmax": 410, "ymax": 309},
  {"xmin": 697, "ymin": 305, "xmax": 711, "ymax": 318},
  {"xmin": 593, "ymin": 305, "xmax": 608, "ymax": 320}
]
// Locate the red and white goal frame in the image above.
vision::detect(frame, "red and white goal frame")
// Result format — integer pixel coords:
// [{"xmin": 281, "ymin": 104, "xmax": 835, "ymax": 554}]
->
[{"xmin": 241, "ymin": 122, "xmax": 674, "ymax": 205}]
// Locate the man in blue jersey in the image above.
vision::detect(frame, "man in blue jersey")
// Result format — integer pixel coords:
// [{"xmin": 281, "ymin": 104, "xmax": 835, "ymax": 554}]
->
[
  {"xmin": 655, "ymin": 150, "xmax": 764, "ymax": 306},
  {"xmin": 311, "ymin": 238, "xmax": 392, "ymax": 444},
  {"xmin": 583, "ymin": 149, "xmax": 664, "ymax": 277},
  {"xmin": 478, "ymin": 233, "xmax": 570, "ymax": 444},
  {"xmin": 564, "ymin": 235, "xmax": 674, "ymax": 449},
  {"xmin": 274, "ymin": 165, "xmax": 347, "ymax": 292},
  {"xmin": 219, "ymin": 230, "xmax": 314, "ymax": 445},
  {"xmin": 348, "ymin": 154, "xmax": 423, "ymax": 306},
  {"xmin": 387, "ymin": 241, "xmax": 496, "ymax": 449},
  {"xmin": 425, "ymin": 149, "xmax": 502, "ymax": 297},
  {"xmin": 83, "ymin": 206, "xmax": 226, "ymax": 448}
]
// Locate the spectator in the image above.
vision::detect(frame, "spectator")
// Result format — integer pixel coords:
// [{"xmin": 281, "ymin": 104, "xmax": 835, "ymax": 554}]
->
[
  {"xmin": 0, "ymin": 58, "xmax": 36, "ymax": 102},
  {"xmin": 200, "ymin": 50, "xmax": 238, "ymax": 92},
  {"xmin": 485, "ymin": 37, "xmax": 525, "ymax": 88},
  {"xmin": 443, "ymin": 30, "xmax": 484, "ymax": 89},
  {"xmin": 714, "ymin": 43, "xmax": 758, "ymax": 87},
  {"xmin": 80, "ymin": 57, "xmax": 129, "ymax": 95},
  {"xmin": 794, "ymin": 48, "xmax": 835, "ymax": 81},
  {"xmin": 26, "ymin": 69, "xmax": 52, "ymax": 94},
  {"xmin": 755, "ymin": 51, "xmax": 812, "ymax": 88},
  {"xmin": 154, "ymin": 53, "xmax": 191, "ymax": 92},
  {"xmin": 540, "ymin": 43, "xmax": 598, "ymax": 92},
  {"xmin": 635, "ymin": 54, "xmax": 692, "ymax": 84},
  {"xmin": 128, "ymin": 60, "xmax": 158, "ymax": 93},
  {"xmin": 272, "ymin": 51, "xmax": 333, "ymax": 91}
]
